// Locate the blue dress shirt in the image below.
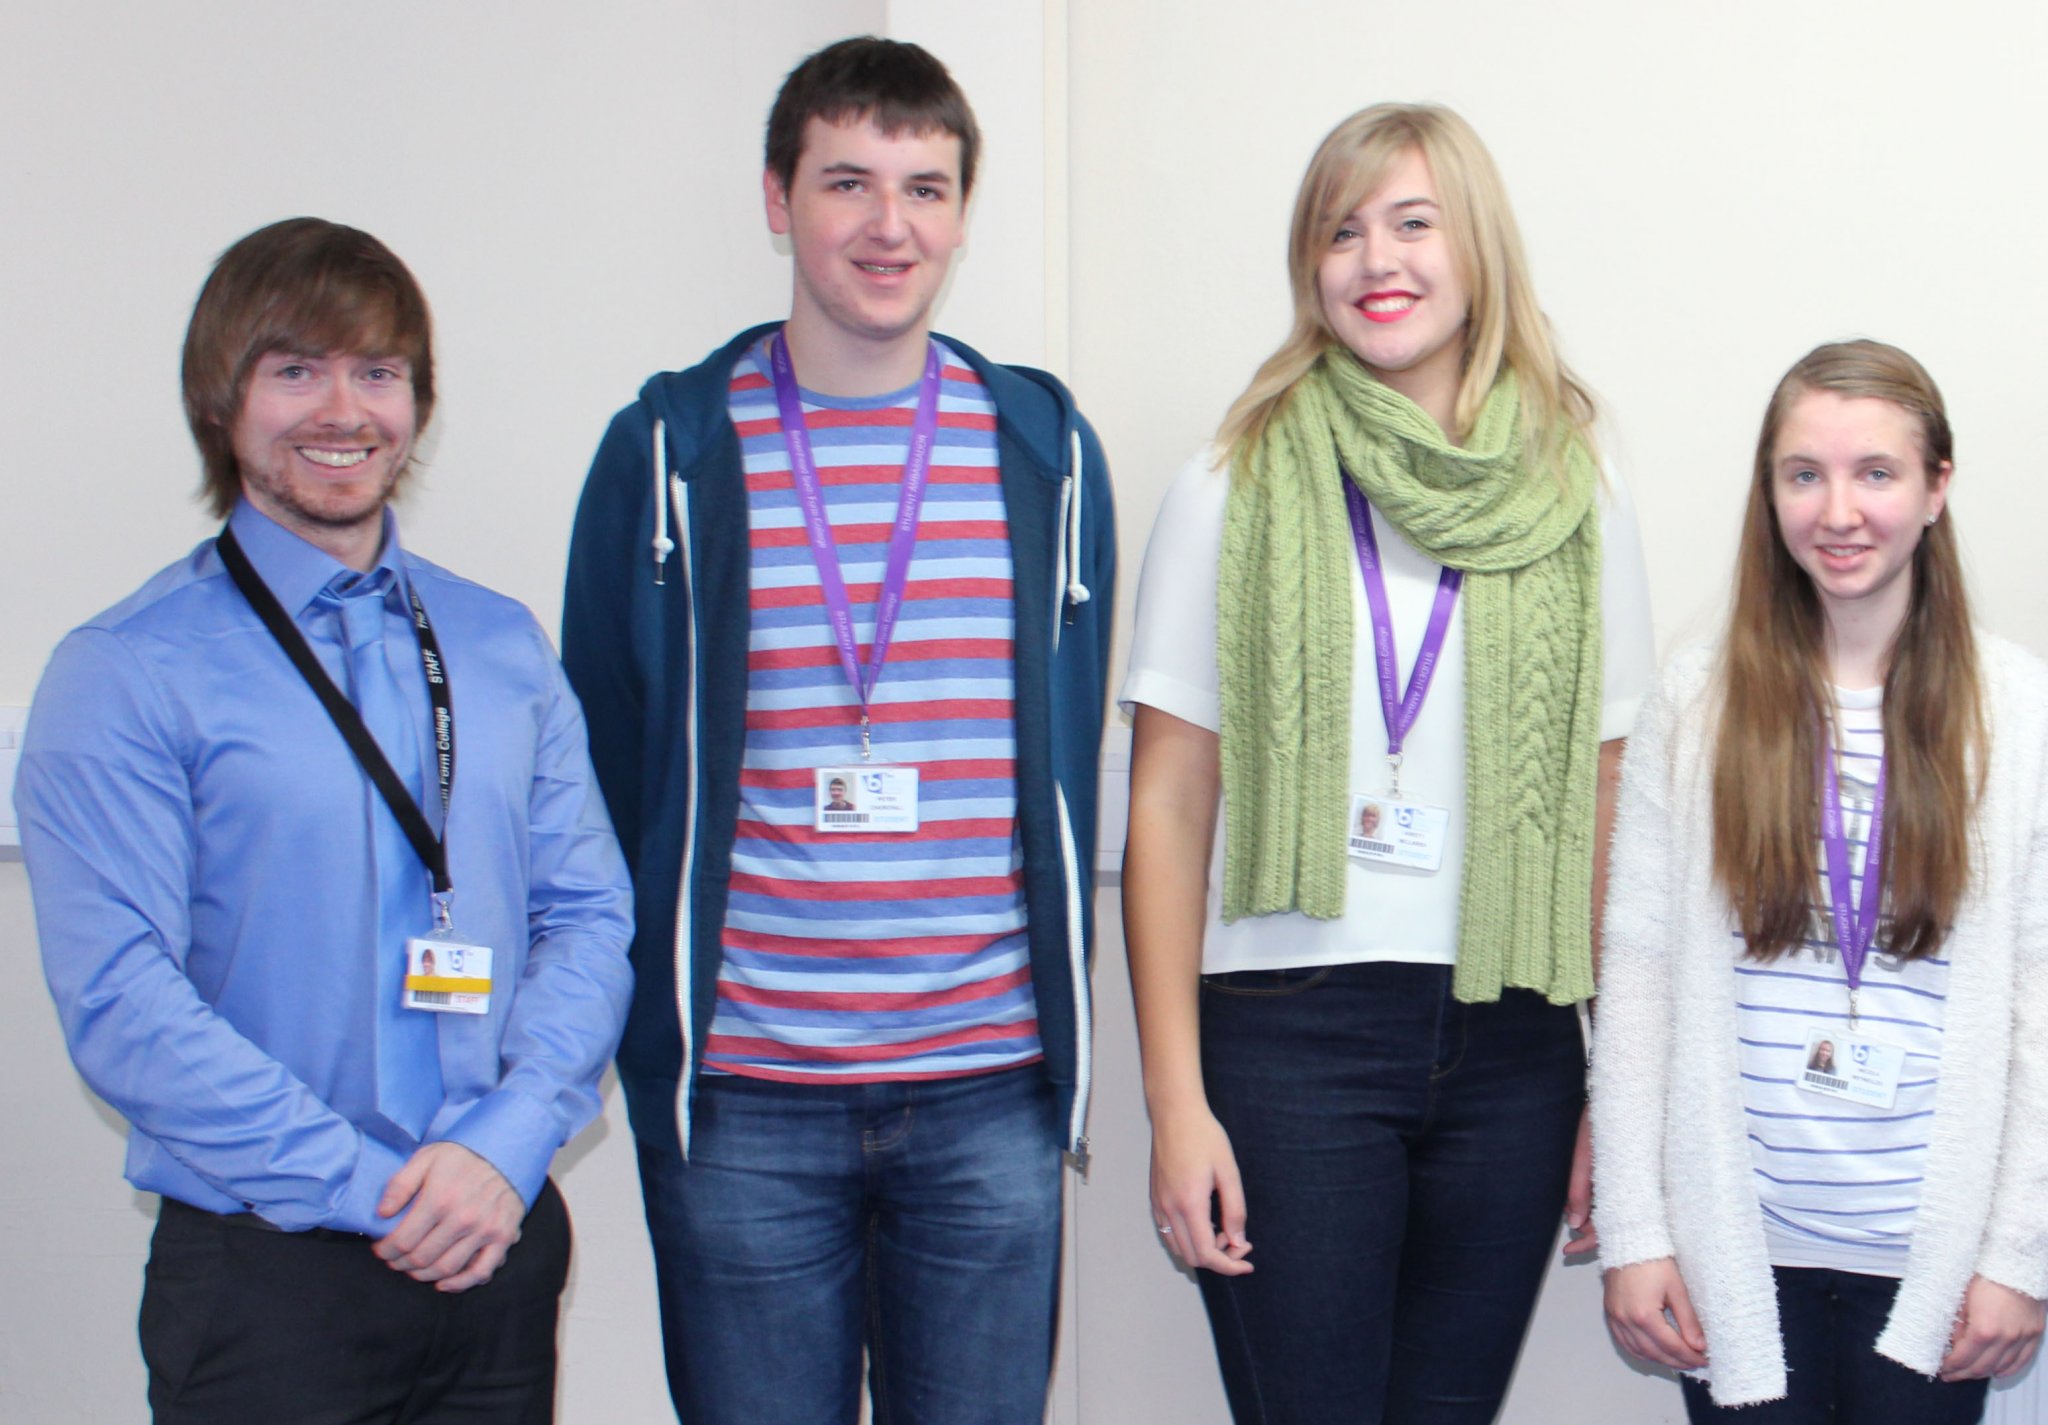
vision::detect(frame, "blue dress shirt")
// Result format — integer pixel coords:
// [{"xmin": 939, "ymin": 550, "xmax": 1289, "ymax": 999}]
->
[{"xmin": 17, "ymin": 501, "xmax": 634, "ymax": 1235}]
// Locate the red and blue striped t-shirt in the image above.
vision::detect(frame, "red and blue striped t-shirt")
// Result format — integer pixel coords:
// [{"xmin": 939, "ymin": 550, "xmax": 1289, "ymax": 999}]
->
[{"xmin": 704, "ymin": 336, "xmax": 1042, "ymax": 1084}]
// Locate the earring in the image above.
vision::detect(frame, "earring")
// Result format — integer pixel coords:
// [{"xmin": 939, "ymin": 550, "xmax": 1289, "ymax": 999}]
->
[{"xmin": 1925, "ymin": 513, "xmax": 1939, "ymax": 525}]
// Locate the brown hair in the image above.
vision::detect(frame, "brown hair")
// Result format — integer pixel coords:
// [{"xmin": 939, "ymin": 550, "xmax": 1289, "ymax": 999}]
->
[
  {"xmin": 1216, "ymin": 103, "xmax": 1595, "ymax": 475},
  {"xmin": 182, "ymin": 218, "xmax": 435, "ymax": 517},
  {"xmin": 1711, "ymin": 339, "xmax": 1982, "ymax": 962},
  {"xmin": 764, "ymin": 36, "xmax": 980, "ymax": 198}
]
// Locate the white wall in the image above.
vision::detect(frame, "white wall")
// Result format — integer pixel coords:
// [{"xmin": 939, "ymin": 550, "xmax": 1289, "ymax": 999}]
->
[
  {"xmin": 1068, "ymin": 0, "xmax": 2048, "ymax": 661},
  {"xmin": 8, "ymin": 1, "xmax": 2048, "ymax": 1422}
]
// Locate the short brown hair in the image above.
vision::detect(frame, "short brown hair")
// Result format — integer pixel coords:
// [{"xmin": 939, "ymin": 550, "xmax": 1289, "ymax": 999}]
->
[
  {"xmin": 182, "ymin": 218, "xmax": 435, "ymax": 517},
  {"xmin": 764, "ymin": 37, "xmax": 980, "ymax": 197}
]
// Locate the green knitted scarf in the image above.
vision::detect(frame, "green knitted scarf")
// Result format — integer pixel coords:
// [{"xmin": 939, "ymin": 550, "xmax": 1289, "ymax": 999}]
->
[{"xmin": 1217, "ymin": 351, "xmax": 1603, "ymax": 1004}]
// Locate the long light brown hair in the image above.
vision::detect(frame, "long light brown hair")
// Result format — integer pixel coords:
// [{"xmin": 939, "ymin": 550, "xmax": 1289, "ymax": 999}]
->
[
  {"xmin": 1215, "ymin": 103, "xmax": 1595, "ymax": 475},
  {"xmin": 1711, "ymin": 340, "xmax": 1983, "ymax": 962}
]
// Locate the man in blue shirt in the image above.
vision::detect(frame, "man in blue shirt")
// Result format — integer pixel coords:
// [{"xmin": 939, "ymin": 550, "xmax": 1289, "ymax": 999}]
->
[{"xmin": 16, "ymin": 218, "xmax": 635, "ymax": 1424}]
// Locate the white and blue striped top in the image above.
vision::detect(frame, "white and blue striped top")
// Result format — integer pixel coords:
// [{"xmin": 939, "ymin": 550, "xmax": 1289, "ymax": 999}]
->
[{"xmin": 1736, "ymin": 687, "xmax": 1949, "ymax": 1276}]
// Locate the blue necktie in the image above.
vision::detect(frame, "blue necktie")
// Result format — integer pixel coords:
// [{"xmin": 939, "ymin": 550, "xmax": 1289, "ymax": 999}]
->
[{"xmin": 333, "ymin": 574, "xmax": 442, "ymax": 1143}]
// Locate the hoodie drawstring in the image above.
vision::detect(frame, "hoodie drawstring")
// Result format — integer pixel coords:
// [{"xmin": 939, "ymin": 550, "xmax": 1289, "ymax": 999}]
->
[
  {"xmin": 651, "ymin": 417, "xmax": 674, "ymax": 585},
  {"xmin": 1064, "ymin": 428, "xmax": 1091, "ymax": 612}
]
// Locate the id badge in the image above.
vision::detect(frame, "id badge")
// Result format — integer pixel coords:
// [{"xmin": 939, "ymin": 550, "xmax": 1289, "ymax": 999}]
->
[
  {"xmin": 815, "ymin": 766, "xmax": 919, "ymax": 833},
  {"xmin": 1348, "ymin": 793, "xmax": 1450, "ymax": 872},
  {"xmin": 403, "ymin": 933, "xmax": 493, "ymax": 1015},
  {"xmin": 1798, "ymin": 1025, "xmax": 1904, "ymax": 1108}
]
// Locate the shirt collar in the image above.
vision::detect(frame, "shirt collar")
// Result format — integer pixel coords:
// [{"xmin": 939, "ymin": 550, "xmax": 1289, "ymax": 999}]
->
[{"xmin": 225, "ymin": 499, "xmax": 407, "ymax": 616}]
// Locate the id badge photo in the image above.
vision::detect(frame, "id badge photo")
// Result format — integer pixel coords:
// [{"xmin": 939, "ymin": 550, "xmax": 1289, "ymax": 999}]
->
[{"xmin": 814, "ymin": 765, "xmax": 919, "ymax": 833}]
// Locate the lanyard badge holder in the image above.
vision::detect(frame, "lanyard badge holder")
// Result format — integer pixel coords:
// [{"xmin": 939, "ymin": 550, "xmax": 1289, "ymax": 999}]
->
[
  {"xmin": 771, "ymin": 333, "xmax": 938, "ymax": 835},
  {"xmin": 1798, "ymin": 734, "xmax": 1902, "ymax": 1106},
  {"xmin": 1341, "ymin": 478, "xmax": 1458, "ymax": 873},
  {"xmin": 217, "ymin": 527, "xmax": 492, "ymax": 1015},
  {"xmin": 404, "ymin": 896, "xmax": 493, "ymax": 1015}
]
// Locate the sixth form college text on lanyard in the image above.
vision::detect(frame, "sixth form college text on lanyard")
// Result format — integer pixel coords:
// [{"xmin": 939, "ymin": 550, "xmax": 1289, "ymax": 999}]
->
[
  {"xmin": 215, "ymin": 526, "xmax": 493, "ymax": 1025},
  {"xmin": 1820, "ymin": 732, "xmax": 1888, "ymax": 1031},
  {"xmin": 1340, "ymin": 474, "xmax": 1459, "ymax": 873},
  {"xmin": 1797, "ymin": 732, "xmax": 1907, "ymax": 1108},
  {"xmin": 771, "ymin": 332, "xmax": 934, "ymax": 835}
]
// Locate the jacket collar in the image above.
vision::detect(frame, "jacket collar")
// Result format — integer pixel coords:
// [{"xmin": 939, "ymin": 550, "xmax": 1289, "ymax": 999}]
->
[{"xmin": 640, "ymin": 323, "xmax": 1078, "ymax": 483}]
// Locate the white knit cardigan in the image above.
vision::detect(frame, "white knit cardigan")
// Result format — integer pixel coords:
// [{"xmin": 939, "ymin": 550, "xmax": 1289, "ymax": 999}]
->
[{"xmin": 1591, "ymin": 635, "xmax": 2048, "ymax": 1407}]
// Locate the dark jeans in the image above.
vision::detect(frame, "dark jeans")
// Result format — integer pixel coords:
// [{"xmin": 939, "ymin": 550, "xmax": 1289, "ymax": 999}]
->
[
  {"xmin": 142, "ymin": 1179, "xmax": 570, "ymax": 1424},
  {"xmin": 1681, "ymin": 1267, "xmax": 1989, "ymax": 1424},
  {"xmin": 635, "ymin": 1065, "xmax": 1064, "ymax": 1425},
  {"xmin": 1196, "ymin": 960, "xmax": 1585, "ymax": 1425}
]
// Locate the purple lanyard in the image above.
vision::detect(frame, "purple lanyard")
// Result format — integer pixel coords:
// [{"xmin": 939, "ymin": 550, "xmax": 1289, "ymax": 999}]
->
[
  {"xmin": 770, "ymin": 333, "xmax": 942, "ymax": 759},
  {"xmin": 1818, "ymin": 732, "xmax": 1888, "ymax": 1022},
  {"xmin": 1341, "ymin": 478, "xmax": 1462, "ymax": 797}
]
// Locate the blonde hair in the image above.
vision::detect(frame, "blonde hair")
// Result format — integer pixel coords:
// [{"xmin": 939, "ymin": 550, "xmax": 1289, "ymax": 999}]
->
[
  {"xmin": 1217, "ymin": 103, "xmax": 1594, "ymax": 475},
  {"xmin": 1711, "ymin": 340, "xmax": 1982, "ymax": 962}
]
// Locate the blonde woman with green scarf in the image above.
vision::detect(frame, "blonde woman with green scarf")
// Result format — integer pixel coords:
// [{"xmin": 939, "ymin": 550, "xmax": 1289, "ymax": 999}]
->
[{"xmin": 1120, "ymin": 103, "xmax": 1655, "ymax": 1423}]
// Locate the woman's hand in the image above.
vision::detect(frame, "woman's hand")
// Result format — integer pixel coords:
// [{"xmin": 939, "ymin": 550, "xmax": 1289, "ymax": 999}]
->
[
  {"xmin": 1604, "ymin": 1258, "xmax": 1707, "ymax": 1370},
  {"xmin": 1150, "ymin": 1103, "xmax": 1252, "ymax": 1276},
  {"xmin": 1125, "ymin": 705, "xmax": 1244, "ymax": 1275},
  {"xmin": 1562, "ymin": 1104, "xmax": 1598, "ymax": 1258},
  {"xmin": 1941, "ymin": 1275, "xmax": 2045, "ymax": 1381}
]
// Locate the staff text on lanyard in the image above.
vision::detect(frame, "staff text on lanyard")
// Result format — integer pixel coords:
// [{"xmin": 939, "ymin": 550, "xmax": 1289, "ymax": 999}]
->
[{"xmin": 216, "ymin": 526, "xmax": 458, "ymax": 920}]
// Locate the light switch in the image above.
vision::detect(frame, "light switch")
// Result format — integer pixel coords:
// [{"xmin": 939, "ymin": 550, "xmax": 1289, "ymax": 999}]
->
[
  {"xmin": 0, "ymin": 705, "xmax": 28, "ymax": 856},
  {"xmin": 1095, "ymin": 723, "xmax": 1132, "ymax": 878}
]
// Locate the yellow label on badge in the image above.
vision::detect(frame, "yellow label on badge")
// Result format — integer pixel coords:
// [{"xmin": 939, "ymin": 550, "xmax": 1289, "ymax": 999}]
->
[{"xmin": 404, "ymin": 974, "xmax": 492, "ymax": 995}]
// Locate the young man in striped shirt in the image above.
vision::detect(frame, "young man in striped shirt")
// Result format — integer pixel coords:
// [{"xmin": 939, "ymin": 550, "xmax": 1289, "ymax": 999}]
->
[{"xmin": 563, "ymin": 36, "xmax": 1115, "ymax": 1424}]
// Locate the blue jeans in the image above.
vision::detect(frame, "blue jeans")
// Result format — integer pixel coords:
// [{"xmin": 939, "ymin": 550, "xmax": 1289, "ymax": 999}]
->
[
  {"xmin": 635, "ymin": 1065, "xmax": 1063, "ymax": 1425},
  {"xmin": 1196, "ymin": 961, "xmax": 1585, "ymax": 1425},
  {"xmin": 1681, "ymin": 1267, "xmax": 1989, "ymax": 1424}
]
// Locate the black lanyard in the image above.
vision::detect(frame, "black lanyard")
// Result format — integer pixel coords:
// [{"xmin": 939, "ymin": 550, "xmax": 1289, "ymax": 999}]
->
[{"xmin": 216, "ymin": 526, "xmax": 456, "ymax": 895}]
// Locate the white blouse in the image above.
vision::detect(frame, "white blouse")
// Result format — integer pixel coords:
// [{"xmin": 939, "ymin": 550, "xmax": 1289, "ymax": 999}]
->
[{"xmin": 1120, "ymin": 449, "xmax": 1656, "ymax": 974}]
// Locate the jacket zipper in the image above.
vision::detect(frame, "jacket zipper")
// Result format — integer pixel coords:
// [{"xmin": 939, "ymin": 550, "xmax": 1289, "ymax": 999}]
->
[
  {"xmin": 1051, "ymin": 463, "xmax": 1091, "ymax": 1172},
  {"xmin": 1051, "ymin": 474, "xmax": 1072, "ymax": 654},
  {"xmin": 1056, "ymin": 785, "xmax": 1091, "ymax": 1175},
  {"xmin": 668, "ymin": 469, "xmax": 700, "ymax": 1156}
]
